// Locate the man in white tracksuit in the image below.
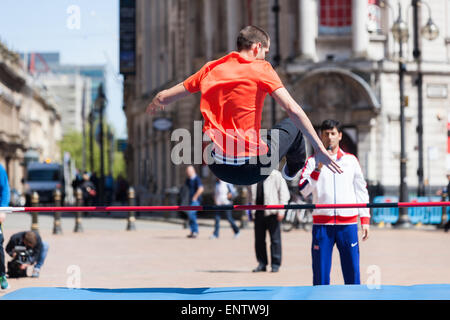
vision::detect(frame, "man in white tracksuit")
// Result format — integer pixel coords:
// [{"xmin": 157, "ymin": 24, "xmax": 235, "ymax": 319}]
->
[{"xmin": 299, "ymin": 120, "xmax": 370, "ymax": 285}]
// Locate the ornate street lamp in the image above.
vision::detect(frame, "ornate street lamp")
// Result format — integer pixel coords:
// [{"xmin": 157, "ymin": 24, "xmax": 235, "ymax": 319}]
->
[
  {"xmin": 417, "ymin": 1, "xmax": 439, "ymax": 41},
  {"xmin": 381, "ymin": 0, "xmax": 439, "ymax": 227},
  {"xmin": 420, "ymin": 17, "xmax": 439, "ymax": 40},
  {"xmin": 390, "ymin": 2, "xmax": 411, "ymax": 228},
  {"xmin": 390, "ymin": 9, "xmax": 409, "ymax": 43},
  {"xmin": 411, "ymin": 0, "xmax": 439, "ymax": 197}
]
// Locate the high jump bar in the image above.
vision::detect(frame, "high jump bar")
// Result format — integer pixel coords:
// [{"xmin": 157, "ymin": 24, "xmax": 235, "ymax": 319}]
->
[{"xmin": 1, "ymin": 201, "xmax": 449, "ymax": 213}]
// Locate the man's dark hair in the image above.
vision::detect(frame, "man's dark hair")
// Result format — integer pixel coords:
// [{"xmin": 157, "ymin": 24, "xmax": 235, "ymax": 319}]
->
[
  {"xmin": 320, "ymin": 119, "xmax": 342, "ymax": 133},
  {"xmin": 236, "ymin": 25, "xmax": 270, "ymax": 51},
  {"xmin": 23, "ymin": 231, "xmax": 37, "ymax": 248}
]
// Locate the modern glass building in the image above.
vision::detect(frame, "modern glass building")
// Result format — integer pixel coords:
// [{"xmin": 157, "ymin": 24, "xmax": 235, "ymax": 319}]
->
[{"xmin": 20, "ymin": 52, "xmax": 106, "ymax": 110}]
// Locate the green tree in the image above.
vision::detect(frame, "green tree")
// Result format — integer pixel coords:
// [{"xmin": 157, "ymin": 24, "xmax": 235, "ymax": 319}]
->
[
  {"xmin": 59, "ymin": 122, "xmax": 126, "ymax": 179},
  {"xmin": 59, "ymin": 130, "xmax": 84, "ymax": 170}
]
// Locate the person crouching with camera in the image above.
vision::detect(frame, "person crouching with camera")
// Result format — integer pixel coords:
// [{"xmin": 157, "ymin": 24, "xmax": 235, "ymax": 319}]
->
[{"xmin": 5, "ymin": 231, "xmax": 49, "ymax": 278}]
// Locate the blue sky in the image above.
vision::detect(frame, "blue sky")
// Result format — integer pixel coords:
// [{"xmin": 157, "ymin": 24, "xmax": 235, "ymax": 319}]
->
[{"xmin": 0, "ymin": 0, "xmax": 126, "ymax": 138}]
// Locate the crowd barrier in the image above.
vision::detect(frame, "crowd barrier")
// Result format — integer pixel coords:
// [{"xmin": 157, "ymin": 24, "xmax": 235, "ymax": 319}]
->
[{"xmin": 372, "ymin": 196, "xmax": 449, "ymax": 225}]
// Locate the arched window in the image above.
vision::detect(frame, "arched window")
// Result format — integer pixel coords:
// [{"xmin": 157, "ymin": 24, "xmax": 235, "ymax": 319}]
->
[{"xmin": 319, "ymin": 0, "xmax": 352, "ymax": 35}]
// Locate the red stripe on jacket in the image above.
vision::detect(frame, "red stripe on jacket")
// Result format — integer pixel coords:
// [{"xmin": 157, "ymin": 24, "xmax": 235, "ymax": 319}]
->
[{"xmin": 313, "ymin": 215, "xmax": 370, "ymax": 225}]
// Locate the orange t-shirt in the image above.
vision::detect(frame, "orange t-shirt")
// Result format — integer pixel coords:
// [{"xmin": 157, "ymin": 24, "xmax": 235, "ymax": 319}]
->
[{"xmin": 183, "ymin": 52, "xmax": 284, "ymax": 158}]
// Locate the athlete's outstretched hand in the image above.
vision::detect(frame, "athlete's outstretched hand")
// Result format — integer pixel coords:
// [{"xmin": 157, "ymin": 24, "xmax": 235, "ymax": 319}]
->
[
  {"xmin": 146, "ymin": 93, "xmax": 166, "ymax": 115},
  {"xmin": 146, "ymin": 83, "xmax": 191, "ymax": 115},
  {"xmin": 314, "ymin": 148, "xmax": 343, "ymax": 174}
]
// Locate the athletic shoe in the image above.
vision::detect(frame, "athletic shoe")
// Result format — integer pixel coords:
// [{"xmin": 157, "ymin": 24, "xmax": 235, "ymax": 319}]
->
[
  {"xmin": 233, "ymin": 232, "xmax": 240, "ymax": 239},
  {"xmin": 187, "ymin": 232, "xmax": 198, "ymax": 238},
  {"xmin": 281, "ymin": 163, "xmax": 297, "ymax": 181},
  {"xmin": 209, "ymin": 234, "xmax": 218, "ymax": 240},
  {"xmin": 0, "ymin": 276, "xmax": 9, "ymax": 290},
  {"xmin": 32, "ymin": 268, "xmax": 40, "ymax": 278}
]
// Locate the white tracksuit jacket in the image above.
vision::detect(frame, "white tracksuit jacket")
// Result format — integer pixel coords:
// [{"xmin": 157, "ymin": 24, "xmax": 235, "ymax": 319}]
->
[{"xmin": 298, "ymin": 148, "xmax": 370, "ymax": 225}]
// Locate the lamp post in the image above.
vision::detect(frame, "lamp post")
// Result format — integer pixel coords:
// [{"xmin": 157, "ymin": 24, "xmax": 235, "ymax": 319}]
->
[
  {"xmin": 107, "ymin": 126, "xmax": 114, "ymax": 176},
  {"xmin": 89, "ymin": 109, "xmax": 94, "ymax": 174},
  {"xmin": 81, "ymin": 80, "xmax": 87, "ymax": 172},
  {"xmin": 271, "ymin": 0, "xmax": 280, "ymax": 127},
  {"xmin": 390, "ymin": 2, "xmax": 411, "ymax": 228},
  {"xmin": 383, "ymin": 0, "xmax": 439, "ymax": 227},
  {"xmin": 95, "ymin": 83, "xmax": 106, "ymax": 205},
  {"xmin": 411, "ymin": 0, "xmax": 439, "ymax": 196}
]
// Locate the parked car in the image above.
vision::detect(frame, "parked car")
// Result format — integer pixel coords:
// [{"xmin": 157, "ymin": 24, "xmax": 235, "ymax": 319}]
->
[{"xmin": 24, "ymin": 162, "xmax": 65, "ymax": 205}]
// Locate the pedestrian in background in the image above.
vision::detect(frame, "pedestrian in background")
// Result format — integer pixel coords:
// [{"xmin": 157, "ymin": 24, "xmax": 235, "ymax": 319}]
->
[
  {"xmin": 442, "ymin": 173, "xmax": 450, "ymax": 232},
  {"xmin": 81, "ymin": 172, "xmax": 96, "ymax": 206},
  {"xmin": 71, "ymin": 170, "xmax": 83, "ymax": 197},
  {"xmin": 0, "ymin": 163, "xmax": 10, "ymax": 289},
  {"xmin": 115, "ymin": 175, "xmax": 129, "ymax": 205},
  {"xmin": 105, "ymin": 173, "xmax": 114, "ymax": 205},
  {"xmin": 210, "ymin": 178, "xmax": 240, "ymax": 239},
  {"xmin": 298, "ymin": 119, "xmax": 370, "ymax": 285},
  {"xmin": 90, "ymin": 172, "xmax": 99, "ymax": 205},
  {"xmin": 185, "ymin": 166, "xmax": 204, "ymax": 238},
  {"xmin": 250, "ymin": 169, "xmax": 290, "ymax": 273}
]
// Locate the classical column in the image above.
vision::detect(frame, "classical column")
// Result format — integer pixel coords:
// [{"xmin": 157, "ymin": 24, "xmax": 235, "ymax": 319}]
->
[
  {"xmin": 299, "ymin": 0, "xmax": 317, "ymax": 61},
  {"xmin": 352, "ymin": 0, "xmax": 369, "ymax": 58},
  {"xmin": 226, "ymin": 0, "xmax": 239, "ymax": 52},
  {"xmin": 204, "ymin": 0, "xmax": 213, "ymax": 60}
]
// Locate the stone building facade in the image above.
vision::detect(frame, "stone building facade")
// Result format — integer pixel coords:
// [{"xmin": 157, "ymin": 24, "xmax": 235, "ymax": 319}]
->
[
  {"xmin": 0, "ymin": 41, "xmax": 62, "ymax": 193},
  {"xmin": 123, "ymin": 0, "xmax": 450, "ymax": 205}
]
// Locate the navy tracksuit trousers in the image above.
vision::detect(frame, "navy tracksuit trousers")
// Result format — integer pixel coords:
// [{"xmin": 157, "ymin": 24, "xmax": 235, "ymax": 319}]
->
[{"xmin": 311, "ymin": 224, "xmax": 360, "ymax": 285}]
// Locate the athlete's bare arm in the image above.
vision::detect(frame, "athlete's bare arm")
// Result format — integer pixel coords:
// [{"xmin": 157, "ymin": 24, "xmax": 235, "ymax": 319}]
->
[
  {"xmin": 146, "ymin": 83, "xmax": 191, "ymax": 115},
  {"xmin": 272, "ymin": 87, "xmax": 343, "ymax": 174}
]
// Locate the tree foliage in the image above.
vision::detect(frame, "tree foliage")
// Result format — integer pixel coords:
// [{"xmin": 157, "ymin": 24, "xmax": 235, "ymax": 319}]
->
[{"xmin": 59, "ymin": 121, "xmax": 126, "ymax": 179}]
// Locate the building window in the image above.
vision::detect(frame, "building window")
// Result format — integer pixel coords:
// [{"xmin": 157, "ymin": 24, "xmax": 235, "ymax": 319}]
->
[
  {"xmin": 319, "ymin": 0, "xmax": 352, "ymax": 35},
  {"xmin": 367, "ymin": 0, "xmax": 382, "ymax": 34},
  {"xmin": 447, "ymin": 119, "xmax": 450, "ymax": 169}
]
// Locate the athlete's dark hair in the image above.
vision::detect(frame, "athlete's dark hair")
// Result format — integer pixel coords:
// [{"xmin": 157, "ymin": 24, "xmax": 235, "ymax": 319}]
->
[
  {"xmin": 236, "ymin": 25, "xmax": 270, "ymax": 51},
  {"xmin": 320, "ymin": 119, "xmax": 342, "ymax": 133}
]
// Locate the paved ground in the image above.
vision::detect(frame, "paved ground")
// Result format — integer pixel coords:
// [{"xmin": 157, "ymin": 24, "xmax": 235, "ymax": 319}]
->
[{"xmin": 1, "ymin": 212, "xmax": 449, "ymax": 298}]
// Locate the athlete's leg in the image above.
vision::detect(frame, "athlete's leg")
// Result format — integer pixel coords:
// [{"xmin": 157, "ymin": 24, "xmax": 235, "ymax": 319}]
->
[
  {"xmin": 208, "ymin": 162, "xmax": 266, "ymax": 185},
  {"xmin": 267, "ymin": 118, "xmax": 306, "ymax": 178},
  {"xmin": 208, "ymin": 118, "xmax": 305, "ymax": 185}
]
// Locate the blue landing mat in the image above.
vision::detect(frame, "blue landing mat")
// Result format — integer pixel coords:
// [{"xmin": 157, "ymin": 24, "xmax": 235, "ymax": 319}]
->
[{"xmin": 2, "ymin": 284, "xmax": 450, "ymax": 300}]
